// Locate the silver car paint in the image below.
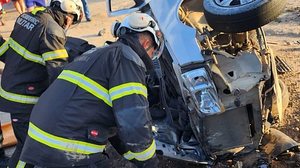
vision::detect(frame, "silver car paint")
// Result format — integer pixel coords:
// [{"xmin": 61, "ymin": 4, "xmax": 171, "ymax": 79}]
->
[{"xmin": 149, "ymin": 0, "xmax": 205, "ymax": 66}]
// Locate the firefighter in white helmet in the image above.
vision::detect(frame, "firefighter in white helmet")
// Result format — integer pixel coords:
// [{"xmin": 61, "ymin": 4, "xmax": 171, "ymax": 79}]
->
[
  {"xmin": 18, "ymin": 12, "xmax": 162, "ymax": 167},
  {"xmin": 0, "ymin": 0, "xmax": 83, "ymax": 167}
]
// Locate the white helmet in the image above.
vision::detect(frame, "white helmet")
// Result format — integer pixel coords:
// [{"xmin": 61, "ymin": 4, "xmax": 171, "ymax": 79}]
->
[
  {"xmin": 111, "ymin": 12, "xmax": 161, "ymax": 48},
  {"xmin": 51, "ymin": 0, "xmax": 83, "ymax": 24}
]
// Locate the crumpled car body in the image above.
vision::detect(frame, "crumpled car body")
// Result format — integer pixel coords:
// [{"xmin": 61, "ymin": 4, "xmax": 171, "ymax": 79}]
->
[{"xmin": 105, "ymin": 0, "xmax": 300, "ymax": 167}]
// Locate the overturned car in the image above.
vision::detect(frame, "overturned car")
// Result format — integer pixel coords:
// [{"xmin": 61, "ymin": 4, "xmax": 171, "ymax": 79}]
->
[{"xmin": 69, "ymin": 0, "xmax": 300, "ymax": 167}]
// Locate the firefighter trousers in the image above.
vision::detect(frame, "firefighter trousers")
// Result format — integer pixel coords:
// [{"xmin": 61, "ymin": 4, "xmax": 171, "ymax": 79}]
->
[{"xmin": 8, "ymin": 112, "xmax": 34, "ymax": 168}]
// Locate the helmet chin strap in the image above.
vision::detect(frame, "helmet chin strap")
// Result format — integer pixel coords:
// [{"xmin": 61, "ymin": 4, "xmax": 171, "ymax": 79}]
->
[
  {"xmin": 151, "ymin": 36, "xmax": 164, "ymax": 60},
  {"xmin": 63, "ymin": 15, "xmax": 74, "ymax": 30}
]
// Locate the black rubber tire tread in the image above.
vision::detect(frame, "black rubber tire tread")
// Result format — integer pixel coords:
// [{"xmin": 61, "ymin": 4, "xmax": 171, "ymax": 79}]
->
[{"xmin": 203, "ymin": 0, "xmax": 287, "ymax": 33}]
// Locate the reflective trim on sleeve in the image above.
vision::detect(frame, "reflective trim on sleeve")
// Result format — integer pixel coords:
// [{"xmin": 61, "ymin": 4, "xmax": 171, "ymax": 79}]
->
[
  {"xmin": 28, "ymin": 122, "xmax": 106, "ymax": 155},
  {"xmin": 0, "ymin": 40, "xmax": 9, "ymax": 56},
  {"xmin": 0, "ymin": 85, "xmax": 39, "ymax": 104},
  {"xmin": 109, "ymin": 82, "xmax": 147, "ymax": 101},
  {"xmin": 42, "ymin": 49, "xmax": 68, "ymax": 61},
  {"xmin": 16, "ymin": 160, "xmax": 26, "ymax": 168},
  {"xmin": 58, "ymin": 70, "xmax": 112, "ymax": 107},
  {"xmin": 8, "ymin": 38, "xmax": 45, "ymax": 65},
  {"xmin": 123, "ymin": 139, "xmax": 156, "ymax": 161},
  {"xmin": 31, "ymin": 6, "xmax": 46, "ymax": 15}
]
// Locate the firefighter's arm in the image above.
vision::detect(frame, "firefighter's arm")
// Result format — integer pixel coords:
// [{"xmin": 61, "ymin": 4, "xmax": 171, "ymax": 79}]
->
[
  {"xmin": 108, "ymin": 49, "xmax": 158, "ymax": 167},
  {"xmin": 40, "ymin": 33, "xmax": 68, "ymax": 83},
  {"xmin": 109, "ymin": 134, "xmax": 159, "ymax": 168},
  {"xmin": 0, "ymin": 34, "xmax": 8, "ymax": 63}
]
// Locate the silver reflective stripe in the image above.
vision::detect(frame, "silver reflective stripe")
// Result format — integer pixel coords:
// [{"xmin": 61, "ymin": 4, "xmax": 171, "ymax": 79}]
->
[
  {"xmin": 28, "ymin": 122, "xmax": 105, "ymax": 154},
  {"xmin": 58, "ymin": 70, "xmax": 112, "ymax": 107},
  {"xmin": 0, "ymin": 85, "xmax": 39, "ymax": 104},
  {"xmin": 8, "ymin": 38, "xmax": 45, "ymax": 65},
  {"xmin": 123, "ymin": 140, "xmax": 156, "ymax": 161},
  {"xmin": 109, "ymin": 82, "xmax": 147, "ymax": 101},
  {"xmin": 0, "ymin": 40, "xmax": 9, "ymax": 56}
]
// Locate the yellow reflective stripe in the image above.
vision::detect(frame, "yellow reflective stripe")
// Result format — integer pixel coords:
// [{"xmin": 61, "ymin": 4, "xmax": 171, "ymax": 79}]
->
[
  {"xmin": 123, "ymin": 140, "xmax": 156, "ymax": 161},
  {"xmin": 0, "ymin": 85, "xmax": 39, "ymax": 104},
  {"xmin": 31, "ymin": 6, "xmax": 46, "ymax": 15},
  {"xmin": 8, "ymin": 38, "xmax": 45, "ymax": 65},
  {"xmin": 109, "ymin": 82, "xmax": 147, "ymax": 101},
  {"xmin": 28, "ymin": 122, "xmax": 105, "ymax": 155},
  {"xmin": 42, "ymin": 49, "xmax": 68, "ymax": 61},
  {"xmin": 0, "ymin": 40, "xmax": 9, "ymax": 56},
  {"xmin": 16, "ymin": 160, "xmax": 26, "ymax": 168},
  {"xmin": 58, "ymin": 70, "xmax": 112, "ymax": 107}
]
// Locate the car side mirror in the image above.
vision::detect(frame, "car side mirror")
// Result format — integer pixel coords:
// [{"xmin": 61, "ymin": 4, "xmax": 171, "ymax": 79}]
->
[{"xmin": 106, "ymin": 0, "xmax": 151, "ymax": 16}]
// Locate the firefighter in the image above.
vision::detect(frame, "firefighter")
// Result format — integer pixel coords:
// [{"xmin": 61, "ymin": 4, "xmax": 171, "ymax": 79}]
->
[
  {"xmin": 0, "ymin": 33, "xmax": 5, "ymax": 74},
  {"xmin": 0, "ymin": 34, "xmax": 9, "ymax": 167},
  {"xmin": 0, "ymin": 0, "xmax": 83, "ymax": 167},
  {"xmin": 19, "ymin": 12, "xmax": 162, "ymax": 167}
]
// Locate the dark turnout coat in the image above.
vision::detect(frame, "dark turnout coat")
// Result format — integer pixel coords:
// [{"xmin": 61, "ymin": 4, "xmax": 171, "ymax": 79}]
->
[
  {"xmin": 20, "ymin": 36, "xmax": 156, "ymax": 167},
  {"xmin": 0, "ymin": 34, "xmax": 5, "ymax": 63},
  {"xmin": 0, "ymin": 7, "xmax": 68, "ymax": 114}
]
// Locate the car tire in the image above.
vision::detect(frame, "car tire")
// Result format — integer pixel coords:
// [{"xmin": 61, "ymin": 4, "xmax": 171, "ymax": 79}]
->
[{"xmin": 203, "ymin": 0, "xmax": 287, "ymax": 33}]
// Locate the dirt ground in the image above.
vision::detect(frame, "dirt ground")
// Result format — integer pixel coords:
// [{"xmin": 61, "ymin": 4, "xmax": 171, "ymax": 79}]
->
[
  {"xmin": 265, "ymin": 0, "xmax": 300, "ymax": 142},
  {"xmin": 0, "ymin": 0, "xmax": 299, "ymax": 167},
  {"xmin": 264, "ymin": 1, "xmax": 300, "ymax": 167}
]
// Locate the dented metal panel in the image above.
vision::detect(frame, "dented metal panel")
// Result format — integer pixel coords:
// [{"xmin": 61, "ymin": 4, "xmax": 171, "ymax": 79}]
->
[{"xmin": 203, "ymin": 106, "xmax": 252, "ymax": 153}]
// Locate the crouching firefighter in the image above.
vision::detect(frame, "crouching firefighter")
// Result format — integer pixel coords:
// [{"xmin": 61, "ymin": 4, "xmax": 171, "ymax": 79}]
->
[
  {"xmin": 0, "ymin": 34, "xmax": 9, "ymax": 167},
  {"xmin": 19, "ymin": 12, "xmax": 163, "ymax": 167},
  {"xmin": 0, "ymin": 0, "xmax": 83, "ymax": 167}
]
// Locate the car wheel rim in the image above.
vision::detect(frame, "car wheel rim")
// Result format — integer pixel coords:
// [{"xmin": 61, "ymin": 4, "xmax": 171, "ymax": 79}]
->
[{"xmin": 214, "ymin": 0, "xmax": 255, "ymax": 7}]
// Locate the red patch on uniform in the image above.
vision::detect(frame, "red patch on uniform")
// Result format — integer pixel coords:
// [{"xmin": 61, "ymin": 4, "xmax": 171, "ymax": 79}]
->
[
  {"xmin": 90, "ymin": 130, "xmax": 99, "ymax": 137},
  {"xmin": 27, "ymin": 86, "xmax": 35, "ymax": 91}
]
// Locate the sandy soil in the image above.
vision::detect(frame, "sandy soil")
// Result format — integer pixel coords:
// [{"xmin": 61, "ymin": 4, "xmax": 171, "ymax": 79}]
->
[
  {"xmin": 263, "ymin": 2, "xmax": 300, "ymax": 167},
  {"xmin": 0, "ymin": 0, "xmax": 299, "ymax": 167},
  {"xmin": 264, "ymin": 0, "xmax": 300, "ymax": 145}
]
